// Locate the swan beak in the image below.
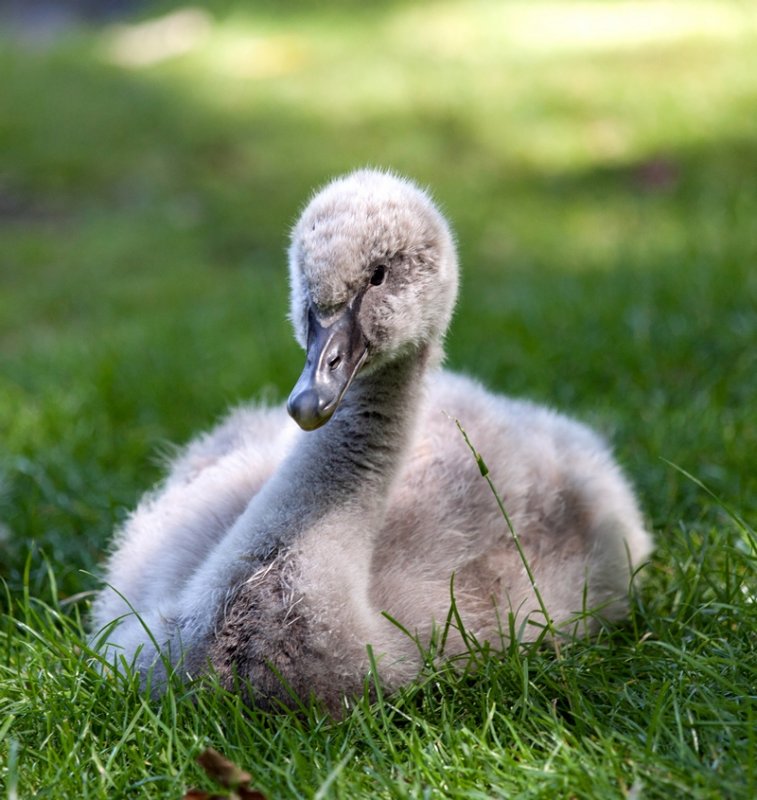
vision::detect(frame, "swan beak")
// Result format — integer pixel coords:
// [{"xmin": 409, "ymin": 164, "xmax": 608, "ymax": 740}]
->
[{"xmin": 287, "ymin": 304, "xmax": 368, "ymax": 431}]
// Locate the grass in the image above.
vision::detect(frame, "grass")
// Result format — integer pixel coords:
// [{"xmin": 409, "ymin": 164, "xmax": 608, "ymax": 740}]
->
[{"xmin": 1, "ymin": 0, "xmax": 756, "ymax": 796}]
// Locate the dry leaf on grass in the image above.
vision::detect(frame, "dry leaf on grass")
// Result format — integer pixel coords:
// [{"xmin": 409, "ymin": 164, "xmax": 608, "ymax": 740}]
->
[
  {"xmin": 196, "ymin": 748, "xmax": 252, "ymax": 788},
  {"xmin": 182, "ymin": 790, "xmax": 227, "ymax": 800},
  {"xmin": 182, "ymin": 747, "xmax": 267, "ymax": 800}
]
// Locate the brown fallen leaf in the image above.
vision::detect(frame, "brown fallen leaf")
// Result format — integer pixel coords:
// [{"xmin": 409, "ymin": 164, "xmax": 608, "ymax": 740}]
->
[
  {"xmin": 182, "ymin": 747, "xmax": 267, "ymax": 800},
  {"xmin": 182, "ymin": 787, "xmax": 266, "ymax": 800},
  {"xmin": 197, "ymin": 748, "xmax": 252, "ymax": 788},
  {"xmin": 238, "ymin": 789, "xmax": 268, "ymax": 800},
  {"xmin": 182, "ymin": 791, "xmax": 227, "ymax": 800}
]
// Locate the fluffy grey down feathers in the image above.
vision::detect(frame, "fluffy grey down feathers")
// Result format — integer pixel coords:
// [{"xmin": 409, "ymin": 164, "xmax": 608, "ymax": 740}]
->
[{"xmin": 92, "ymin": 170, "xmax": 653, "ymax": 714}]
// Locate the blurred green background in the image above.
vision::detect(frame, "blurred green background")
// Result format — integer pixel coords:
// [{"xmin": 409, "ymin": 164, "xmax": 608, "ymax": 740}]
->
[{"xmin": 1, "ymin": 0, "xmax": 756, "ymax": 598}]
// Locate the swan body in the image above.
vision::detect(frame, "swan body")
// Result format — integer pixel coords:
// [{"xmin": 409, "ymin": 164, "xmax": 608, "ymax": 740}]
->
[{"xmin": 92, "ymin": 170, "xmax": 652, "ymax": 713}]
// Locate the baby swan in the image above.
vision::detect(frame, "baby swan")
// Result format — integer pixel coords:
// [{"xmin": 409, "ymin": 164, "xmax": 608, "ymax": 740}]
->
[{"xmin": 92, "ymin": 170, "xmax": 652, "ymax": 714}]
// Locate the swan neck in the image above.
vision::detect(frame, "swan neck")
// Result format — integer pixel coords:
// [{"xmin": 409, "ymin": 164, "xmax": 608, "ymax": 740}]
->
[
  {"xmin": 231, "ymin": 346, "xmax": 431, "ymax": 563},
  {"xmin": 312, "ymin": 346, "xmax": 429, "ymax": 491}
]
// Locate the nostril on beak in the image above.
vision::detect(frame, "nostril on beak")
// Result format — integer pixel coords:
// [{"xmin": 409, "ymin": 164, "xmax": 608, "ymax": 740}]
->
[{"xmin": 328, "ymin": 354, "xmax": 342, "ymax": 370}]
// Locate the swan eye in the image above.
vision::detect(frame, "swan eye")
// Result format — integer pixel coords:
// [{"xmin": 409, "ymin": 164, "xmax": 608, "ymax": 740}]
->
[{"xmin": 370, "ymin": 264, "xmax": 387, "ymax": 286}]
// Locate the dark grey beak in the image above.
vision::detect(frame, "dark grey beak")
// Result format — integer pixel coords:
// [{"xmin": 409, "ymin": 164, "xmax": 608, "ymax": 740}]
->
[{"xmin": 287, "ymin": 302, "xmax": 368, "ymax": 431}]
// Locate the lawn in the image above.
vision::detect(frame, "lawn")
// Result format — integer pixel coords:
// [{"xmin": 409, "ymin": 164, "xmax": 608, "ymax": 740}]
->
[{"xmin": 1, "ymin": 0, "xmax": 756, "ymax": 797}]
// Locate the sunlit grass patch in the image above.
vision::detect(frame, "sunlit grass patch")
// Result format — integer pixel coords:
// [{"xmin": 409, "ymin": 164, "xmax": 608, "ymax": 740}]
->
[
  {"xmin": 2, "ymin": 507, "xmax": 754, "ymax": 797},
  {"xmin": 89, "ymin": 1, "xmax": 757, "ymax": 174}
]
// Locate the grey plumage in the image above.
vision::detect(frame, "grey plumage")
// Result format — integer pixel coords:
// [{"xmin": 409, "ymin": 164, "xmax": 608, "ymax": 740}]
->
[{"xmin": 92, "ymin": 169, "xmax": 653, "ymax": 714}]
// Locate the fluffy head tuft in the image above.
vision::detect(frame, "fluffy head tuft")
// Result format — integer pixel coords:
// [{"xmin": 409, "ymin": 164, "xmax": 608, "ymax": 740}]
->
[{"xmin": 288, "ymin": 169, "xmax": 459, "ymax": 367}]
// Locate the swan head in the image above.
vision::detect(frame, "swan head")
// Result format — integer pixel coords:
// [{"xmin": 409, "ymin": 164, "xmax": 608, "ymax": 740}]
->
[{"xmin": 287, "ymin": 169, "xmax": 459, "ymax": 430}]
